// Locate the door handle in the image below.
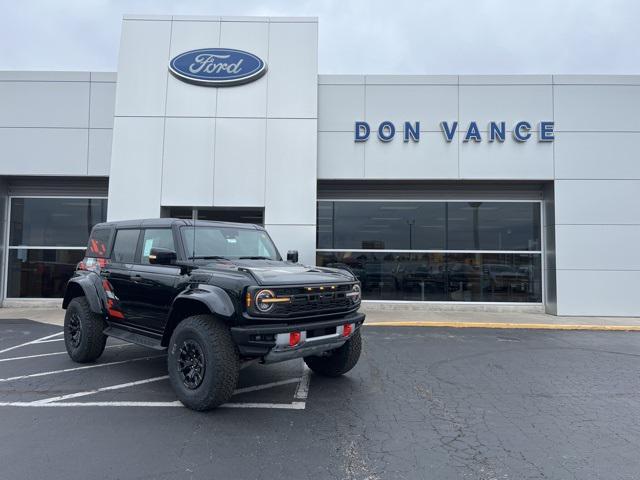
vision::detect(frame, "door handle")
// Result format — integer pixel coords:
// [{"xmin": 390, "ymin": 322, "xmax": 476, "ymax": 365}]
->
[{"xmin": 132, "ymin": 274, "xmax": 143, "ymax": 283}]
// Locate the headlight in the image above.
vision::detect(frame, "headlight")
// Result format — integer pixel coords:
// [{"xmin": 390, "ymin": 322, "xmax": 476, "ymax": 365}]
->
[
  {"xmin": 346, "ymin": 283, "xmax": 361, "ymax": 303},
  {"xmin": 254, "ymin": 289, "xmax": 291, "ymax": 313}
]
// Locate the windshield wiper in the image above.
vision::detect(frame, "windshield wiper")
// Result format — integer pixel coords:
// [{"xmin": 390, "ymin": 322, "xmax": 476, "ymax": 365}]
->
[
  {"xmin": 238, "ymin": 256, "xmax": 272, "ymax": 260},
  {"xmin": 188, "ymin": 255, "xmax": 228, "ymax": 260}
]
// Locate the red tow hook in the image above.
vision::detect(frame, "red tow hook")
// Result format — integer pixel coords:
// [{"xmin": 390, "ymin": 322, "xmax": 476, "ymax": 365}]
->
[{"xmin": 342, "ymin": 323, "xmax": 353, "ymax": 337}]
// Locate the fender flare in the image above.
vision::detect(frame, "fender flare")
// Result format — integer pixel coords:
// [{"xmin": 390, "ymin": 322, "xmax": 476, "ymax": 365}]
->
[
  {"xmin": 62, "ymin": 274, "xmax": 106, "ymax": 315},
  {"xmin": 162, "ymin": 285, "xmax": 236, "ymax": 346}
]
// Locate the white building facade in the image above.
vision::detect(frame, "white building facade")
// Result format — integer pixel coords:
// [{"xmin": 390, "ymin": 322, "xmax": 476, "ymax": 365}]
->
[{"xmin": 1, "ymin": 15, "xmax": 639, "ymax": 316}]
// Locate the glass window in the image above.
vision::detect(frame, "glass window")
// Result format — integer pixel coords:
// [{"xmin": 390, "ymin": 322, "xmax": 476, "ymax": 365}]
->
[
  {"xmin": 181, "ymin": 226, "xmax": 279, "ymax": 260},
  {"xmin": 316, "ymin": 251, "xmax": 542, "ymax": 303},
  {"xmin": 317, "ymin": 201, "xmax": 540, "ymax": 251},
  {"xmin": 111, "ymin": 229, "xmax": 140, "ymax": 264},
  {"xmin": 140, "ymin": 229, "xmax": 175, "ymax": 264},
  {"xmin": 86, "ymin": 228, "xmax": 113, "ymax": 258},
  {"xmin": 7, "ymin": 249, "xmax": 85, "ymax": 298},
  {"xmin": 10, "ymin": 198, "xmax": 108, "ymax": 247}
]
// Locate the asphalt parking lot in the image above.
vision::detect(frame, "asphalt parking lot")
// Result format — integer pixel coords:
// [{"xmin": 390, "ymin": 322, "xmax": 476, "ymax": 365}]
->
[{"xmin": 2, "ymin": 319, "xmax": 640, "ymax": 479}]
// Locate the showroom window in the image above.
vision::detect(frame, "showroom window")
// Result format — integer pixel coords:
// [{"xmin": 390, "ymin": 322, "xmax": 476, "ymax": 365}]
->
[
  {"xmin": 6, "ymin": 197, "xmax": 108, "ymax": 298},
  {"xmin": 316, "ymin": 200, "xmax": 543, "ymax": 303}
]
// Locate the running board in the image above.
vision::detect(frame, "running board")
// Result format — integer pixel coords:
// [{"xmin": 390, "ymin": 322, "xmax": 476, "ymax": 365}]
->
[{"xmin": 103, "ymin": 326, "xmax": 165, "ymax": 350}]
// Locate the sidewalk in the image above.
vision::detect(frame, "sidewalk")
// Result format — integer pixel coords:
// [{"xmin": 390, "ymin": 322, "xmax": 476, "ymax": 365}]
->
[{"xmin": 1, "ymin": 305, "xmax": 640, "ymax": 331}]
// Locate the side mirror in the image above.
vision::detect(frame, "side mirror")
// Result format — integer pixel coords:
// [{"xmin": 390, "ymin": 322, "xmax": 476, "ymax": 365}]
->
[
  {"xmin": 149, "ymin": 247, "xmax": 177, "ymax": 265},
  {"xmin": 286, "ymin": 250, "xmax": 299, "ymax": 263}
]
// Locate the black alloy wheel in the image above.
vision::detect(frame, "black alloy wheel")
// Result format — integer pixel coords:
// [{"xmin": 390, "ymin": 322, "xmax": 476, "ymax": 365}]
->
[
  {"xmin": 67, "ymin": 313, "xmax": 82, "ymax": 348},
  {"xmin": 177, "ymin": 339, "xmax": 206, "ymax": 390}
]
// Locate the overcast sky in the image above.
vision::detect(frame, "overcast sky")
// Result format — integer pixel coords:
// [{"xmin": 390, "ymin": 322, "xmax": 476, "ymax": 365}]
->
[{"xmin": 2, "ymin": 0, "xmax": 639, "ymax": 74}]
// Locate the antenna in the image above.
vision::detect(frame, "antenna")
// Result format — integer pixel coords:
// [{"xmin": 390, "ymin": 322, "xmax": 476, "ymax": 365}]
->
[{"xmin": 191, "ymin": 207, "xmax": 197, "ymax": 263}]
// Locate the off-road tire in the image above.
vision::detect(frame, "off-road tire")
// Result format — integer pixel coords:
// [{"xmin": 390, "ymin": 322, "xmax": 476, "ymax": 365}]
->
[
  {"xmin": 167, "ymin": 315, "xmax": 240, "ymax": 411},
  {"xmin": 64, "ymin": 296, "xmax": 107, "ymax": 363},
  {"xmin": 304, "ymin": 329, "xmax": 362, "ymax": 377}
]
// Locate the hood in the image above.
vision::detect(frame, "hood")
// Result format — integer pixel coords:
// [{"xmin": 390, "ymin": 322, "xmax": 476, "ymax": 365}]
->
[{"xmin": 198, "ymin": 259, "xmax": 355, "ymax": 286}]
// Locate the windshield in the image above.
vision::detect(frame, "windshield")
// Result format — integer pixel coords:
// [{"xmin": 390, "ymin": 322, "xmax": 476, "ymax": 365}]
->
[{"xmin": 181, "ymin": 226, "xmax": 280, "ymax": 261}]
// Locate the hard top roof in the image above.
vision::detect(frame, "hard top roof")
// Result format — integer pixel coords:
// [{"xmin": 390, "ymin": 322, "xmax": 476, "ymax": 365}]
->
[{"xmin": 93, "ymin": 218, "xmax": 263, "ymax": 230}]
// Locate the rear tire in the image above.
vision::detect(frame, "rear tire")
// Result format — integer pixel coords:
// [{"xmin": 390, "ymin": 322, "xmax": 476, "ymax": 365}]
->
[
  {"xmin": 304, "ymin": 329, "xmax": 362, "ymax": 377},
  {"xmin": 167, "ymin": 315, "xmax": 239, "ymax": 411},
  {"xmin": 64, "ymin": 296, "xmax": 107, "ymax": 363}
]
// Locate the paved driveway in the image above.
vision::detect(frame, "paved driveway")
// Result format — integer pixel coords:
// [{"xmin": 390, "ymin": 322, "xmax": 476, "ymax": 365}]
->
[{"xmin": 1, "ymin": 319, "xmax": 640, "ymax": 479}]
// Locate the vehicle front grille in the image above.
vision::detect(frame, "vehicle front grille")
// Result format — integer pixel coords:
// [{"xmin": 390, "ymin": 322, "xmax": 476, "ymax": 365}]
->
[{"xmin": 270, "ymin": 284, "xmax": 356, "ymax": 317}]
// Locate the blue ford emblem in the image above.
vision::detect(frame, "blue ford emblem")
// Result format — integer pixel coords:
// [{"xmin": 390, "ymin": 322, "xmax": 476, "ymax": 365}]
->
[{"xmin": 169, "ymin": 48, "xmax": 267, "ymax": 87}]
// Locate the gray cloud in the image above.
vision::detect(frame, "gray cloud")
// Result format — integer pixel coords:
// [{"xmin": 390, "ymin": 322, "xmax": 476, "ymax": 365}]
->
[{"xmin": 2, "ymin": 0, "xmax": 639, "ymax": 74}]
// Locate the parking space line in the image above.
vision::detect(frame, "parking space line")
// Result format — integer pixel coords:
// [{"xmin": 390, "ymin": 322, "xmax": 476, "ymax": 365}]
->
[
  {"xmin": 294, "ymin": 364, "xmax": 311, "ymax": 400},
  {"xmin": 32, "ymin": 338, "xmax": 64, "ymax": 344},
  {"xmin": 234, "ymin": 378, "xmax": 301, "ymax": 395},
  {"xmin": 0, "ymin": 355, "xmax": 165, "ymax": 383},
  {"xmin": 32, "ymin": 375, "xmax": 170, "ymax": 405},
  {"xmin": 0, "ymin": 332, "xmax": 63, "ymax": 355},
  {"xmin": 0, "ymin": 400, "xmax": 308, "ymax": 409},
  {"xmin": 0, "ymin": 344, "xmax": 131, "ymax": 364}
]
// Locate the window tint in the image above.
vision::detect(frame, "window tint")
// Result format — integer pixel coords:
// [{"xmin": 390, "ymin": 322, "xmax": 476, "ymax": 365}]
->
[
  {"xmin": 86, "ymin": 228, "xmax": 112, "ymax": 258},
  {"xmin": 10, "ymin": 198, "xmax": 108, "ymax": 247},
  {"xmin": 317, "ymin": 201, "xmax": 540, "ymax": 251},
  {"xmin": 111, "ymin": 229, "xmax": 140, "ymax": 263},
  {"xmin": 141, "ymin": 229, "xmax": 175, "ymax": 264}
]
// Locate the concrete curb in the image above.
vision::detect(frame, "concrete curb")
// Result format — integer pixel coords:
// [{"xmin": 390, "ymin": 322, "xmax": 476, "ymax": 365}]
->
[{"xmin": 364, "ymin": 321, "xmax": 640, "ymax": 331}]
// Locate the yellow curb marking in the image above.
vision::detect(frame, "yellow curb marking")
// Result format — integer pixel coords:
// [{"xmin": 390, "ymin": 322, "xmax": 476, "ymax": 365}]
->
[{"xmin": 364, "ymin": 321, "xmax": 640, "ymax": 331}]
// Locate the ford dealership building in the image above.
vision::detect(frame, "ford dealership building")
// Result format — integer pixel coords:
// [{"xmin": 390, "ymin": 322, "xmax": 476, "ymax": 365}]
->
[{"xmin": 1, "ymin": 15, "xmax": 639, "ymax": 316}]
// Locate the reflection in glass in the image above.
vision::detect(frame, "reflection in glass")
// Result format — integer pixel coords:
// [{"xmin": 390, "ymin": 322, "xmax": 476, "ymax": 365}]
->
[
  {"xmin": 317, "ymin": 251, "xmax": 542, "ymax": 303},
  {"xmin": 7, "ymin": 249, "xmax": 85, "ymax": 298},
  {"xmin": 10, "ymin": 198, "xmax": 108, "ymax": 247},
  {"xmin": 317, "ymin": 201, "xmax": 541, "ymax": 251}
]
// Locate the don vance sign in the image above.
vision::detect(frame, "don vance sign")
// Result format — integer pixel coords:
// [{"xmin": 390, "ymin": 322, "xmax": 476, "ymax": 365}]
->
[{"xmin": 354, "ymin": 120, "xmax": 555, "ymax": 143}]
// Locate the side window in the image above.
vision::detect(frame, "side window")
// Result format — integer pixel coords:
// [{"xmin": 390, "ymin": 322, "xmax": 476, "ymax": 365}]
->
[
  {"xmin": 141, "ymin": 229, "xmax": 175, "ymax": 264},
  {"xmin": 86, "ymin": 228, "xmax": 113, "ymax": 258},
  {"xmin": 111, "ymin": 229, "xmax": 141, "ymax": 264}
]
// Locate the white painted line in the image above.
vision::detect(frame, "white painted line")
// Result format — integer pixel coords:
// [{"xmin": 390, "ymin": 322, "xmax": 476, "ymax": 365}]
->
[
  {"xmin": 0, "ymin": 355, "xmax": 164, "ymax": 383},
  {"xmin": 0, "ymin": 332, "xmax": 63, "ymax": 355},
  {"xmin": 0, "ymin": 344, "xmax": 131, "ymax": 363},
  {"xmin": 0, "ymin": 400, "xmax": 307, "ymax": 409},
  {"xmin": 294, "ymin": 364, "xmax": 311, "ymax": 400},
  {"xmin": 32, "ymin": 375, "xmax": 170, "ymax": 405},
  {"xmin": 233, "ymin": 377, "xmax": 300, "ymax": 395},
  {"xmin": 221, "ymin": 402, "xmax": 307, "ymax": 410},
  {"xmin": 32, "ymin": 338, "xmax": 64, "ymax": 344}
]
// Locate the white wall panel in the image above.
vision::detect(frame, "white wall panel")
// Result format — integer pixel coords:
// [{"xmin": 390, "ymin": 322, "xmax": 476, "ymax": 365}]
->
[
  {"xmin": 267, "ymin": 21, "xmax": 318, "ymax": 118},
  {"xmin": 115, "ymin": 20, "xmax": 171, "ymax": 117},
  {"xmin": 161, "ymin": 117, "xmax": 215, "ymax": 206},
  {"xmin": 317, "ymin": 132, "xmax": 365, "ymax": 179},
  {"xmin": 265, "ymin": 224, "xmax": 316, "ymax": 266},
  {"xmin": 216, "ymin": 21, "xmax": 269, "ymax": 118},
  {"xmin": 90, "ymin": 82, "xmax": 116, "ymax": 128},
  {"xmin": 88, "ymin": 129, "xmax": 112, "ymax": 176},
  {"xmin": 365, "ymin": 132, "xmax": 458, "ymax": 179},
  {"xmin": 0, "ymin": 128, "xmax": 87, "ymax": 175},
  {"xmin": 459, "ymin": 85, "xmax": 552, "ymax": 128},
  {"xmin": 555, "ymin": 180, "xmax": 640, "ymax": 225},
  {"xmin": 213, "ymin": 118, "xmax": 266, "ymax": 206},
  {"xmin": 318, "ymin": 85, "xmax": 364, "ymax": 132},
  {"xmin": 108, "ymin": 117, "xmax": 164, "ymax": 220},
  {"xmin": 555, "ymin": 132, "xmax": 640, "ymax": 179},
  {"xmin": 365, "ymin": 85, "xmax": 457, "ymax": 130},
  {"xmin": 0, "ymin": 82, "xmax": 89, "ymax": 128},
  {"xmin": 165, "ymin": 20, "xmax": 220, "ymax": 117},
  {"xmin": 556, "ymin": 270, "xmax": 640, "ymax": 317},
  {"xmin": 460, "ymin": 139, "xmax": 553, "ymax": 179},
  {"xmin": 556, "ymin": 224, "xmax": 640, "ymax": 271},
  {"xmin": 554, "ymin": 85, "xmax": 640, "ymax": 131},
  {"xmin": 264, "ymin": 119, "xmax": 316, "ymax": 225}
]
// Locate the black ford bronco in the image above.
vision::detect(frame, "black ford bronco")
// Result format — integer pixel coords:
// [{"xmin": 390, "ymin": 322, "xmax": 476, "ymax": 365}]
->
[{"xmin": 62, "ymin": 219, "xmax": 364, "ymax": 410}]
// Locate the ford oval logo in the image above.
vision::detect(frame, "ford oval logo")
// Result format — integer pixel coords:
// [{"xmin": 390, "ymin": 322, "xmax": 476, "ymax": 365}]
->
[{"xmin": 169, "ymin": 48, "xmax": 267, "ymax": 87}]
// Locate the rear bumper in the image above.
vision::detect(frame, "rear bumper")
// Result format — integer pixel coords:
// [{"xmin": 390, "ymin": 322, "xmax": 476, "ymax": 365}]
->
[{"xmin": 230, "ymin": 311, "xmax": 365, "ymax": 362}]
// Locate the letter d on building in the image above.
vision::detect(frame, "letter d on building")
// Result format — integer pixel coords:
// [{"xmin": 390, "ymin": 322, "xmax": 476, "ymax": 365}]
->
[{"xmin": 354, "ymin": 121, "xmax": 370, "ymax": 142}]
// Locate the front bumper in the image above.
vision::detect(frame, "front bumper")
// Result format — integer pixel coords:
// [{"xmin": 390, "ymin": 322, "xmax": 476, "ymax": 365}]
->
[{"xmin": 230, "ymin": 311, "xmax": 365, "ymax": 363}]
